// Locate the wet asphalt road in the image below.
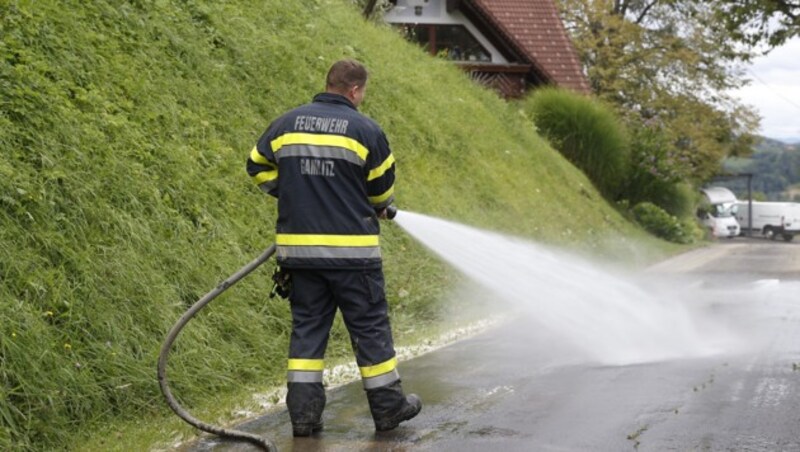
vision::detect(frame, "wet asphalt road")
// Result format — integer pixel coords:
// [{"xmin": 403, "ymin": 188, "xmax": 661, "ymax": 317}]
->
[{"xmin": 184, "ymin": 237, "xmax": 800, "ymax": 451}]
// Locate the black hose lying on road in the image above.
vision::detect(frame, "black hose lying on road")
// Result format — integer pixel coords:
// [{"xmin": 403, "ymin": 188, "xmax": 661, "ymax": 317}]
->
[{"xmin": 157, "ymin": 244, "xmax": 278, "ymax": 451}]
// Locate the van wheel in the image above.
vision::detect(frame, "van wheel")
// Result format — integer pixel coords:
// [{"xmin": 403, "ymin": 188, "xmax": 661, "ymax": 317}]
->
[
  {"xmin": 783, "ymin": 234, "xmax": 794, "ymax": 242},
  {"xmin": 764, "ymin": 226, "xmax": 776, "ymax": 240}
]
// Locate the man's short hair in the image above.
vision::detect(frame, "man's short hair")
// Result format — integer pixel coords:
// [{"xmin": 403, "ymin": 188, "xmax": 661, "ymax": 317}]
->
[{"xmin": 326, "ymin": 59, "xmax": 368, "ymax": 92}]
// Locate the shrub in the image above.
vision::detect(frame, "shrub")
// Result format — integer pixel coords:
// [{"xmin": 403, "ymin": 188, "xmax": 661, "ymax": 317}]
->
[
  {"xmin": 522, "ymin": 87, "xmax": 630, "ymax": 199},
  {"xmin": 632, "ymin": 202, "xmax": 695, "ymax": 244},
  {"xmin": 619, "ymin": 123, "xmax": 702, "ymax": 219},
  {"xmin": 681, "ymin": 216, "xmax": 706, "ymax": 243},
  {"xmin": 648, "ymin": 182, "xmax": 697, "ymax": 218}
]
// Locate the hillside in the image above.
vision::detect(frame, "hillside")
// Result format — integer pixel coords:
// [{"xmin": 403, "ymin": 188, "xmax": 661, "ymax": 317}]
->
[
  {"xmin": 0, "ymin": 1, "xmax": 673, "ymax": 449},
  {"xmin": 722, "ymin": 136, "xmax": 800, "ymax": 200}
]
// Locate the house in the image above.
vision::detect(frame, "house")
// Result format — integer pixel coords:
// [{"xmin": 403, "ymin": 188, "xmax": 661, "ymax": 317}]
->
[{"xmin": 381, "ymin": 0, "xmax": 590, "ymax": 98}]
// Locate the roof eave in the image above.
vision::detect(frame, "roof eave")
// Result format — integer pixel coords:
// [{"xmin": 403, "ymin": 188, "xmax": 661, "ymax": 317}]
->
[{"xmin": 459, "ymin": 0, "xmax": 556, "ymax": 85}]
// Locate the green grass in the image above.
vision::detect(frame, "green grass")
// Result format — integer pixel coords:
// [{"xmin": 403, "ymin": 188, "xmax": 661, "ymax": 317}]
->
[
  {"xmin": 1, "ymin": 0, "xmax": 687, "ymax": 450},
  {"xmin": 520, "ymin": 87, "xmax": 630, "ymax": 200}
]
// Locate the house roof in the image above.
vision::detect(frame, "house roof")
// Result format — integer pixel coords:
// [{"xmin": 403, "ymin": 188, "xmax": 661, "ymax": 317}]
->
[{"xmin": 464, "ymin": 0, "xmax": 591, "ymax": 93}]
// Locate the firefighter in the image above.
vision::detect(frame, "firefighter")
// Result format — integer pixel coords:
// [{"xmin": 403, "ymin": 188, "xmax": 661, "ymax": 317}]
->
[{"xmin": 246, "ymin": 59, "xmax": 422, "ymax": 437}]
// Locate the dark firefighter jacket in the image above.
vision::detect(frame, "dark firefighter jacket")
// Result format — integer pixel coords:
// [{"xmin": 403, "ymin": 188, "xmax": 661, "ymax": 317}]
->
[{"xmin": 246, "ymin": 92, "xmax": 396, "ymax": 269}]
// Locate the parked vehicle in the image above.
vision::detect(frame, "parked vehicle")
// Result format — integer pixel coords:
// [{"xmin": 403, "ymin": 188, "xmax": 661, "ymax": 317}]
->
[
  {"xmin": 735, "ymin": 201, "xmax": 800, "ymax": 242},
  {"xmin": 697, "ymin": 187, "xmax": 741, "ymax": 238}
]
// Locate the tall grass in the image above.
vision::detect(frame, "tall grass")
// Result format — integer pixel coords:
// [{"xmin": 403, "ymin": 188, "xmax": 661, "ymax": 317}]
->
[
  {"xmin": 521, "ymin": 88, "xmax": 631, "ymax": 199},
  {"xmin": 1, "ymin": 1, "xmax": 669, "ymax": 449}
]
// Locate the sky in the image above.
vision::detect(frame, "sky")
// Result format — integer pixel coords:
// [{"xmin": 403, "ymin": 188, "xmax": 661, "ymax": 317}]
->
[{"xmin": 731, "ymin": 37, "xmax": 800, "ymax": 143}]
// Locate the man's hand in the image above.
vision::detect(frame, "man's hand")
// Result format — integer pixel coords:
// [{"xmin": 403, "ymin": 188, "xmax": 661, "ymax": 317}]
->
[
  {"xmin": 376, "ymin": 205, "xmax": 397, "ymax": 220},
  {"xmin": 376, "ymin": 208, "xmax": 388, "ymax": 220}
]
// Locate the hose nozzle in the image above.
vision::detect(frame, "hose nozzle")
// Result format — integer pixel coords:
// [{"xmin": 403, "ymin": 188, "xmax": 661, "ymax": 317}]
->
[{"xmin": 386, "ymin": 205, "xmax": 398, "ymax": 220}]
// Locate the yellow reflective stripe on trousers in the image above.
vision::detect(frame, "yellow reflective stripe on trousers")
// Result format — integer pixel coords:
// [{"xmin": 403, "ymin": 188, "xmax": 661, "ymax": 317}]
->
[
  {"xmin": 367, "ymin": 153, "xmax": 395, "ymax": 181},
  {"xmin": 362, "ymin": 368, "xmax": 400, "ymax": 389},
  {"xmin": 276, "ymin": 234, "xmax": 379, "ymax": 247},
  {"xmin": 287, "ymin": 370, "xmax": 323, "ymax": 383},
  {"xmin": 288, "ymin": 358, "xmax": 325, "ymax": 371},
  {"xmin": 271, "ymin": 133, "xmax": 369, "ymax": 162},
  {"xmin": 359, "ymin": 357, "xmax": 397, "ymax": 378}
]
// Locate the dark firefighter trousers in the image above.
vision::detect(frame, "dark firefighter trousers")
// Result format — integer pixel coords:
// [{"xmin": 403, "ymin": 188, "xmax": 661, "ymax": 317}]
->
[{"xmin": 285, "ymin": 268, "xmax": 403, "ymax": 426}]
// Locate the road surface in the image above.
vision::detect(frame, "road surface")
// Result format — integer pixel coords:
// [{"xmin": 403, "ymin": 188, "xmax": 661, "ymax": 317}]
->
[{"xmin": 184, "ymin": 238, "xmax": 800, "ymax": 451}]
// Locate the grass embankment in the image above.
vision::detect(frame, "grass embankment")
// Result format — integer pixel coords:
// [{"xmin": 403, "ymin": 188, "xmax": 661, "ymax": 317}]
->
[{"xmin": 0, "ymin": 1, "xmax": 682, "ymax": 450}]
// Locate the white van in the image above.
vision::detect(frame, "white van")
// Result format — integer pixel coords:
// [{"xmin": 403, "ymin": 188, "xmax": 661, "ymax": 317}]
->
[
  {"xmin": 735, "ymin": 201, "xmax": 800, "ymax": 242},
  {"xmin": 698, "ymin": 187, "xmax": 741, "ymax": 238}
]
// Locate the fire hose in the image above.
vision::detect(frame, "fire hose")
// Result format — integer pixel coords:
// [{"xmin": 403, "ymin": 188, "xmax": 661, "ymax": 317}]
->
[{"xmin": 157, "ymin": 244, "xmax": 278, "ymax": 451}]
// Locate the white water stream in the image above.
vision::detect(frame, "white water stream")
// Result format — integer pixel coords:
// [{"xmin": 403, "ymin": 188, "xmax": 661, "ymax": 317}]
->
[{"xmin": 393, "ymin": 210, "xmax": 736, "ymax": 365}]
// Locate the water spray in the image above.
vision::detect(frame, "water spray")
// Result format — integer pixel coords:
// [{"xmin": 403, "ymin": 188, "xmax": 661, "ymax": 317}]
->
[{"xmin": 391, "ymin": 210, "xmax": 714, "ymax": 365}]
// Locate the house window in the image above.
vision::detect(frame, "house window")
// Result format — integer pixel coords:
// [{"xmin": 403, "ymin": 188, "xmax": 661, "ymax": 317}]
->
[{"xmin": 401, "ymin": 24, "xmax": 491, "ymax": 62}]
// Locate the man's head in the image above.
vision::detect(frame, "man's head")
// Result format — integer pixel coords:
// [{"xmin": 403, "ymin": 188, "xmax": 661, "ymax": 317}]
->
[{"xmin": 326, "ymin": 59, "xmax": 368, "ymax": 107}]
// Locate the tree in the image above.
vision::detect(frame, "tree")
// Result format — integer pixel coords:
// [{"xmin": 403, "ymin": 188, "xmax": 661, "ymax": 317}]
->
[
  {"xmin": 716, "ymin": 0, "xmax": 800, "ymax": 48},
  {"xmin": 557, "ymin": 0, "xmax": 759, "ymax": 183}
]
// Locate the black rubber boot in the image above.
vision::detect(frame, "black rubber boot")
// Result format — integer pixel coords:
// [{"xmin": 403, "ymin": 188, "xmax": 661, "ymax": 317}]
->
[
  {"xmin": 287, "ymin": 382, "xmax": 325, "ymax": 437},
  {"xmin": 366, "ymin": 380, "xmax": 422, "ymax": 431}
]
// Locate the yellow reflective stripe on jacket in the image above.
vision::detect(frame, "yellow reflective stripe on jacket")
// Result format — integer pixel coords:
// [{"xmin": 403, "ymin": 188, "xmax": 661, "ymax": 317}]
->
[
  {"xmin": 252, "ymin": 170, "xmax": 278, "ymax": 185},
  {"xmin": 277, "ymin": 246, "xmax": 381, "ymax": 260},
  {"xmin": 276, "ymin": 234, "xmax": 379, "ymax": 247},
  {"xmin": 359, "ymin": 357, "xmax": 397, "ymax": 378},
  {"xmin": 288, "ymin": 358, "xmax": 325, "ymax": 371},
  {"xmin": 249, "ymin": 146, "xmax": 271, "ymax": 165},
  {"xmin": 367, "ymin": 153, "xmax": 395, "ymax": 181},
  {"xmin": 249, "ymin": 146, "xmax": 278, "ymax": 186},
  {"xmin": 368, "ymin": 186, "xmax": 394, "ymax": 205},
  {"xmin": 271, "ymin": 133, "xmax": 369, "ymax": 162}
]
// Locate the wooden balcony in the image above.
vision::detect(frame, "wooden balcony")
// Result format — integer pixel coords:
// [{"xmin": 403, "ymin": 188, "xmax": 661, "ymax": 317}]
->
[{"xmin": 455, "ymin": 62, "xmax": 533, "ymax": 99}]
